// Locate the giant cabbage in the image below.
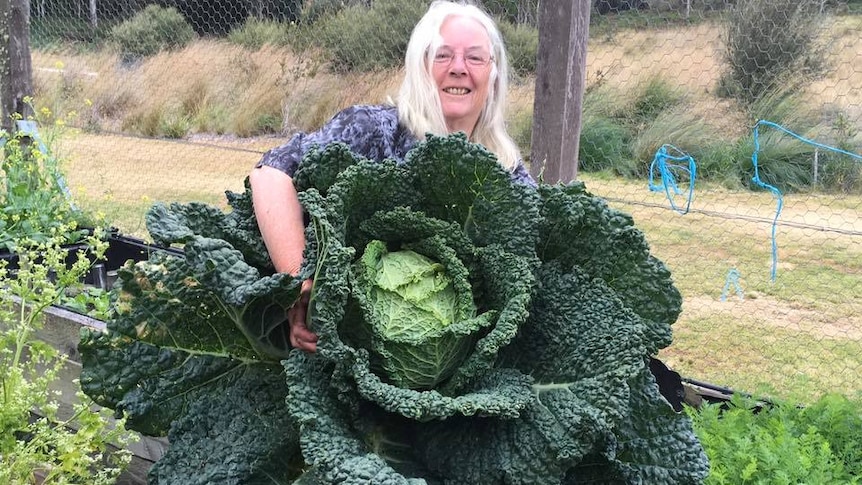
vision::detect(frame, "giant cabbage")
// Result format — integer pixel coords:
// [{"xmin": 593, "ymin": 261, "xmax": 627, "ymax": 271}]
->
[{"xmin": 79, "ymin": 133, "xmax": 708, "ymax": 484}]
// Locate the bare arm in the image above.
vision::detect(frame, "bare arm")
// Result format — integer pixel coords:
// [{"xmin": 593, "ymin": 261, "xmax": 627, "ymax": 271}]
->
[
  {"xmin": 249, "ymin": 165, "xmax": 317, "ymax": 352},
  {"xmin": 249, "ymin": 165, "xmax": 305, "ymax": 275}
]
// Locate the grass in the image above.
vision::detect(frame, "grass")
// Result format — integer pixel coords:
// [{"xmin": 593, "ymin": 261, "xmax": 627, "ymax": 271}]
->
[{"xmin": 57, "ymin": 132, "xmax": 282, "ymax": 236}]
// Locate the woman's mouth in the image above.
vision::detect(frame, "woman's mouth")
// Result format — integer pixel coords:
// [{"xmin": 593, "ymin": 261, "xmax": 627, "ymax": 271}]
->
[{"xmin": 443, "ymin": 87, "xmax": 471, "ymax": 95}]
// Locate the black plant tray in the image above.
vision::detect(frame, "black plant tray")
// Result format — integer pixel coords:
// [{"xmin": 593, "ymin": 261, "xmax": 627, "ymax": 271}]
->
[
  {"xmin": 86, "ymin": 233, "xmax": 183, "ymax": 289},
  {"xmin": 0, "ymin": 231, "xmax": 183, "ymax": 290}
]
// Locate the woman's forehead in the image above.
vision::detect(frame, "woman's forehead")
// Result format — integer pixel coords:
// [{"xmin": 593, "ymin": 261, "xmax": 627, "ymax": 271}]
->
[{"xmin": 436, "ymin": 16, "xmax": 491, "ymax": 49}]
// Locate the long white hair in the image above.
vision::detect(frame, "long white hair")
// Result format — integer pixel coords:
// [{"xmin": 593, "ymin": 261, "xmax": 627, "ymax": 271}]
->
[{"xmin": 397, "ymin": 0, "xmax": 521, "ymax": 170}]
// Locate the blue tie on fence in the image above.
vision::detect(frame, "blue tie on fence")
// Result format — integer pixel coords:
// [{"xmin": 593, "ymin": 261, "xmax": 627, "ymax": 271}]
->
[
  {"xmin": 752, "ymin": 120, "xmax": 862, "ymax": 282},
  {"xmin": 648, "ymin": 144, "xmax": 697, "ymax": 215},
  {"xmin": 720, "ymin": 268, "xmax": 744, "ymax": 302}
]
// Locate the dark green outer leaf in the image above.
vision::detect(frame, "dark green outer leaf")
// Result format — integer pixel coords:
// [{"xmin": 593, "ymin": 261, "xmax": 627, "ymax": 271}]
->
[
  {"xmin": 536, "ymin": 183, "xmax": 680, "ymax": 351},
  {"xmin": 146, "ymin": 181, "xmax": 272, "ymax": 270},
  {"xmin": 404, "ymin": 133, "xmax": 541, "ymax": 258},
  {"xmin": 284, "ymin": 352, "xmax": 427, "ymax": 485},
  {"xmin": 148, "ymin": 365, "xmax": 301, "ymax": 485},
  {"xmin": 109, "ymin": 252, "xmax": 260, "ymax": 360},
  {"xmin": 292, "ymin": 142, "xmax": 368, "ymax": 196}
]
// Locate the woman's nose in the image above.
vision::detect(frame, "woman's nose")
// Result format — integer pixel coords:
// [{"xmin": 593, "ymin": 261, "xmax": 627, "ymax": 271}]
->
[{"xmin": 448, "ymin": 55, "xmax": 468, "ymax": 73}]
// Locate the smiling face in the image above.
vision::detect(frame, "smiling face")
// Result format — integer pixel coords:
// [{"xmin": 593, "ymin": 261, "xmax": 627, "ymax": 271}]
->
[{"xmin": 432, "ymin": 15, "xmax": 494, "ymax": 137}]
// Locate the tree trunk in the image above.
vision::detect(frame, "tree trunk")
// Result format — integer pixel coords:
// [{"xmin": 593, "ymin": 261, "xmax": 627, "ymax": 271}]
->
[
  {"xmin": 0, "ymin": 0, "xmax": 34, "ymax": 134},
  {"xmin": 529, "ymin": 0, "xmax": 590, "ymax": 184}
]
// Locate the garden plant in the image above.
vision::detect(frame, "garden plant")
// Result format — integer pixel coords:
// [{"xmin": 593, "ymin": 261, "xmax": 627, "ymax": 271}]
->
[{"xmin": 0, "ymin": 229, "xmax": 134, "ymax": 484}]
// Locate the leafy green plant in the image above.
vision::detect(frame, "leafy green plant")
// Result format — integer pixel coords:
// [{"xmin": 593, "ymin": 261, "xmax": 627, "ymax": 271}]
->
[
  {"xmin": 79, "ymin": 133, "xmax": 707, "ymax": 483},
  {"xmin": 689, "ymin": 394, "xmax": 862, "ymax": 484},
  {"xmin": 0, "ymin": 230, "xmax": 134, "ymax": 484},
  {"xmin": 1, "ymin": 110, "xmax": 96, "ymax": 252},
  {"xmin": 59, "ymin": 286, "xmax": 113, "ymax": 321},
  {"xmin": 109, "ymin": 5, "xmax": 196, "ymax": 62}
]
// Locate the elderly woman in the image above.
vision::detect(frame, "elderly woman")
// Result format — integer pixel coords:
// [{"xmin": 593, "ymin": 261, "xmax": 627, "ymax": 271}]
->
[{"xmin": 249, "ymin": 0, "xmax": 532, "ymax": 352}]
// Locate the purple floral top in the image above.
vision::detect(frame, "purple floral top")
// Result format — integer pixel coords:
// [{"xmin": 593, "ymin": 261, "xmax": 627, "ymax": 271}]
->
[{"xmin": 255, "ymin": 104, "xmax": 535, "ymax": 186}]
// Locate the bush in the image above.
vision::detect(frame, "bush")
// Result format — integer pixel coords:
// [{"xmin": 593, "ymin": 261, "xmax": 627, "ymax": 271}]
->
[
  {"xmin": 815, "ymin": 113, "xmax": 862, "ymax": 193},
  {"xmin": 227, "ymin": 18, "xmax": 289, "ymax": 49},
  {"xmin": 316, "ymin": 0, "xmax": 426, "ymax": 72},
  {"xmin": 109, "ymin": 5, "xmax": 196, "ymax": 62},
  {"xmin": 722, "ymin": 0, "xmax": 828, "ymax": 102},
  {"xmin": 631, "ymin": 76, "xmax": 685, "ymax": 125},
  {"xmin": 579, "ymin": 116, "xmax": 632, "ymax": 173},
  {"xmin": 498, "ymin": 19, "xmax": 538, "ymax": 76}
]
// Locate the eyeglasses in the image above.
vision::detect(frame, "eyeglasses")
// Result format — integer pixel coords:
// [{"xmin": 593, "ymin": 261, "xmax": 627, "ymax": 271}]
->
[{"xmin": 432, "ymin": 48, "xmax": 493, "ymax": 68}]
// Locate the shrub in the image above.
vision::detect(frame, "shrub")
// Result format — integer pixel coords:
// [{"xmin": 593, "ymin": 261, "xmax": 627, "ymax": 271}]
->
[
  {"xmin": 721, "ymin": 0, "xmax": 828, "ymax": 102},
  {"xmin": 579, "ymin": 116, "xmax": 632, "ymax": 173},
  {"xmin": 498, "ymin": 19, "xmax": 538, "ymax": 76},
  {"xmin": 109, "ymin": 5, "xmax": 196, "ymax": 62},
  {"xmin": 482, "ymin": 0, "xmax": 539, "ymax": 25},
  {"xmin": 631, "ymin": 76, "xmax": 685, "ymax": 125},
  {"xmin": 316, "ymin": 0, "xmax": 426, "ymax": 72},
  {"xmin": 227, "ymin": 18, "xmax": 289, "ymax": 49}
]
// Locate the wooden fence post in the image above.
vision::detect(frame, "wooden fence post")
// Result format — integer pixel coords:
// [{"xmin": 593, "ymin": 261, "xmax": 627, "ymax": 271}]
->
[
  {"xmin": 529, "ymin": 0, "xmax": 591, "ymax": 184},
  {"xmin": 0, "ymin": 0, "xmax": 34, "ymax": 134}
]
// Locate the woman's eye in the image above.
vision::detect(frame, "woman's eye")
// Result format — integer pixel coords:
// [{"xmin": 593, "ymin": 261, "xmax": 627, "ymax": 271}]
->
[{"xmin": 435, "ymin": 52, "xmax": 453, "ymax": 62}]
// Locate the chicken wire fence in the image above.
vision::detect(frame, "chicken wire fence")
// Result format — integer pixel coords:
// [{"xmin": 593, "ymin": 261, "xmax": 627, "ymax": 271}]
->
[{"xmin": 20, "ymin": 0, "xmax": 862, "ymax": 403}]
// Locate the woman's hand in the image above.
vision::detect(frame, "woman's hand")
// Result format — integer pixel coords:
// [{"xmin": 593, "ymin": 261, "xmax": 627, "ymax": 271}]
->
[{"xmin": 288, "ymin": 279, "xmax": 318, "ymax": 353}]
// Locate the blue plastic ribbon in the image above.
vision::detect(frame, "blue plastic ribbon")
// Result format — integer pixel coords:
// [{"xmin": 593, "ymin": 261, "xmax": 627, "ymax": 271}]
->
[{"xmin": 648, "ymin": 144, "xmax": 696, "ymax": 215}]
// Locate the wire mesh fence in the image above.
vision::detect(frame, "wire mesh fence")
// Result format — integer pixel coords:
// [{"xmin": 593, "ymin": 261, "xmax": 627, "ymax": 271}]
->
[{"xmin": 18, "ymin": 0, "xmax": 862, "ymax": 403}]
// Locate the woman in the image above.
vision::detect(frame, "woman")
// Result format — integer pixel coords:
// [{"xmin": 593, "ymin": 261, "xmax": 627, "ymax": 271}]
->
[{"xmin": 249, "ymin": 0, "xmax": 533, "ymax": 352}]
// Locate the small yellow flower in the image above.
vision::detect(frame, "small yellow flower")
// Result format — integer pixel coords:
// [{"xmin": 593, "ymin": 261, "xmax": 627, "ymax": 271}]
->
[
  {"xmin": 55, "ymin": 118, "xmax": 66, "ymax": 127},
  {"xmin": 141, "ymin": 195, "xmax": 152, "ymax": 204},
  {"xmin": 54, "ymin": 60, "xmax": 65, "ymax": 70},
  {"xmin": 84, "ymin": 99, "xmax": 93, "ymax": 107}
]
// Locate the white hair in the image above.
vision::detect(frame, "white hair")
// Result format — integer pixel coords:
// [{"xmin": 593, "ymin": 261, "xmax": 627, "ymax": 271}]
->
[{"xmin": 397, "ymin": 0, "xmax": 521, "ymax": 170}]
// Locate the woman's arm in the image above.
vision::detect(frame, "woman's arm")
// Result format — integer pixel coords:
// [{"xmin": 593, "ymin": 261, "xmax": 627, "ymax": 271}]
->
[
  {"xmin": 249, "ymin": 165, "xmax": 317, "ymax": 352},
  {"xmin": 249, "ymin": 166, "xmax": 305, "ymax": 275}
]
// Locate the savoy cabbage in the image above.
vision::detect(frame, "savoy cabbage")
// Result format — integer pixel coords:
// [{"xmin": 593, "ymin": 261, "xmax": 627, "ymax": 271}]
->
[{"xmin": 79, "ymin": 133, "xmax": 709, "ymax": 484}]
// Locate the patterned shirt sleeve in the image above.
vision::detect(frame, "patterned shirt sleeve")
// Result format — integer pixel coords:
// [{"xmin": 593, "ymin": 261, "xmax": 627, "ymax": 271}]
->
[
  {"xmin": 255, "ymin": 105, "xmax": 404, "ymax": 177},
  {"xmin": 511, "ymin": 161, "xmax": 537, "ymax": 187}
]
